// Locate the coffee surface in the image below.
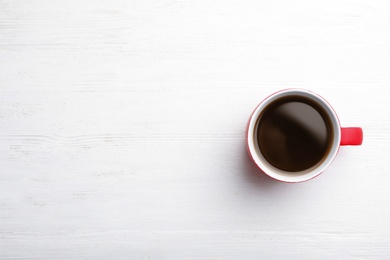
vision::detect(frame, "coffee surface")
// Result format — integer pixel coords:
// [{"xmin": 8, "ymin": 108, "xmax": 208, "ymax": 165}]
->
[{"xmin": 256, "ymin": 97, "xmax": 331, "ymax": 172}]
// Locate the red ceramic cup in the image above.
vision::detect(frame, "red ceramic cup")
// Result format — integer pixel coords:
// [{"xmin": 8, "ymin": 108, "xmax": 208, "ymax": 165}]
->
[{"xmin": 246, "ymin": 89, "xmax": 363, "ymax": 183}]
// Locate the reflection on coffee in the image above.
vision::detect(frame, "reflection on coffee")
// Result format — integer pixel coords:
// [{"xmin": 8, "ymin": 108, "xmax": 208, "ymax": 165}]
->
[{"xmin": 256, "ymin": 96, "xmax": 333, "ymax": 172}]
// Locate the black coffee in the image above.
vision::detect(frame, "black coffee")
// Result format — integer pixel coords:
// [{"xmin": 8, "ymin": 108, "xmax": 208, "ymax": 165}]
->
[{"xmin": 256, "ymin": 96, "xmax": 333, "ymax": 172}]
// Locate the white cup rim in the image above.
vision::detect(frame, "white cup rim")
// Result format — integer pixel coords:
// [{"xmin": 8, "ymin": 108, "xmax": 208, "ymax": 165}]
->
[{"xmin": 246, "ymin": 89, "xmax": 341, "ymax": 183}]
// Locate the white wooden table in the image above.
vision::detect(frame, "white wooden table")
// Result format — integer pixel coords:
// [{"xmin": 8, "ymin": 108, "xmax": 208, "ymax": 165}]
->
[{"xmin": 1, "ymin": 0, "xmax": 390, "ymax": 259}]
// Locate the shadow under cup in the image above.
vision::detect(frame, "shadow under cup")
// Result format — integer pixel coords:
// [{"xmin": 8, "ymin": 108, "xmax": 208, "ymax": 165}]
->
[{"xmin": 246, "ymin": 90, "xmax": 341, "ymax": 183}]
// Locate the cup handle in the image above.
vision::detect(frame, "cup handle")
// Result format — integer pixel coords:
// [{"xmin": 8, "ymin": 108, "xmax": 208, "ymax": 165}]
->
[{"xmin": 340, "ymin": 127, "xmax": 363, "ymax": 146}]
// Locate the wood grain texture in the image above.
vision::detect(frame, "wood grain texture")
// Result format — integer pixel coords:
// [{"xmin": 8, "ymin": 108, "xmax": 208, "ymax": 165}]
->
[{"xmin": 1, "ymin": 0, "xmax": 390, "ymax": 259}]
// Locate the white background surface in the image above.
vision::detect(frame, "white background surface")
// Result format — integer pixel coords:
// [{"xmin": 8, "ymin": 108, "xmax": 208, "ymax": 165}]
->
[{"xmin": 1, "ymin": 0, "xmax": 389, "ymax": 259}]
